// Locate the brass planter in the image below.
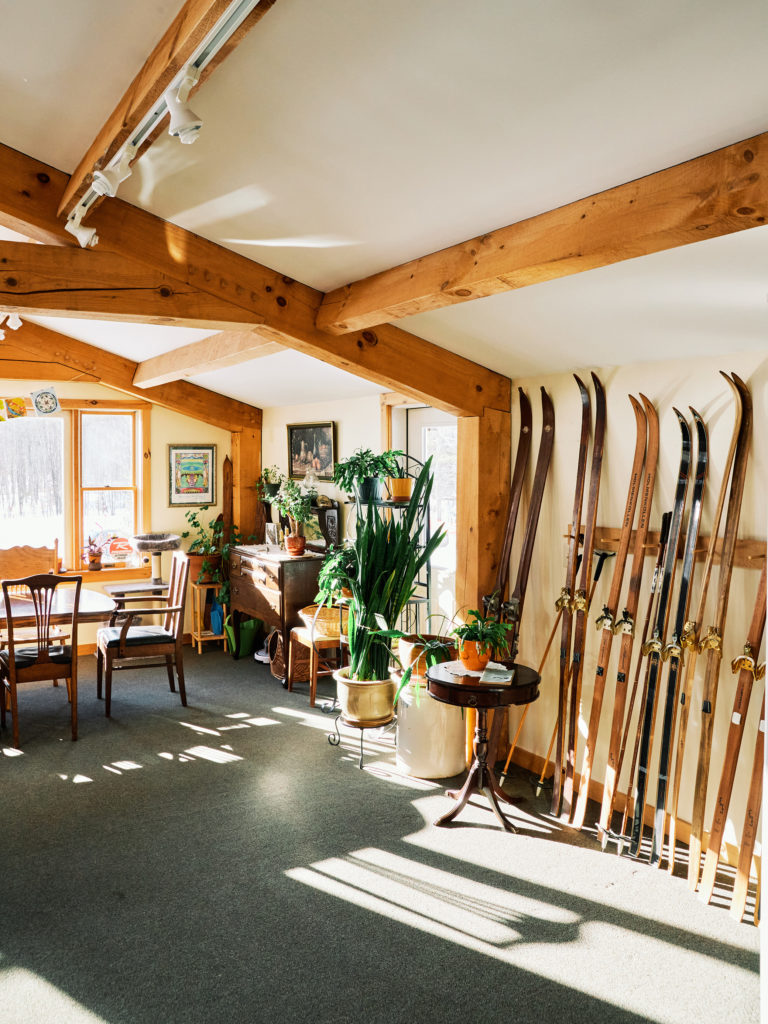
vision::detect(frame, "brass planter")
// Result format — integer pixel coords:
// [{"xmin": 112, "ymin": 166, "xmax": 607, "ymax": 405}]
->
[{"xmin": 334, "ymin": 666, "xmax": 396, "ymax": 727}]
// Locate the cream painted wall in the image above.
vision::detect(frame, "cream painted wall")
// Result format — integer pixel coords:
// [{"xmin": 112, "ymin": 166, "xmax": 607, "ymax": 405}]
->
[
  {"xmin": 0, "ymin": 378, "xmax": 231, "ymax": 644},
  {"xmin": 261, "ymin": 394, "xmax": 382, "ymax": 537},
  {"xmin": 507, "ymin": 349, "xmax": 767, "ymax": 846}
]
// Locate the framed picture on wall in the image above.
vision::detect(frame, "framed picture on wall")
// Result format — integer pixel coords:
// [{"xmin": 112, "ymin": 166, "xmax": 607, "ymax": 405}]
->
[
  {"xmin": 168, "ymin": 444, "xmax": 217, "ymax": 506},
  {"xmin": 287, "ymin": 422, "xmax": 335, "ymax": 480}
]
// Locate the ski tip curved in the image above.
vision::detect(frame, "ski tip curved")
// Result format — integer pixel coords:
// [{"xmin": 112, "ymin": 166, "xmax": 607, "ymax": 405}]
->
[
  {"xmin": 590, "ymin": 371, "xmax": 605, "ymax": 396},
  {"xmin": 573, "ymin": 373, "xmax": 588, "ymax": 394},
  {"xmin": 639, "ymin": 394, "xmax": 658, "ymax": 426},
  {"xmin": 672, "ymin": 406, "xmax": 687, "ymax": 426}
]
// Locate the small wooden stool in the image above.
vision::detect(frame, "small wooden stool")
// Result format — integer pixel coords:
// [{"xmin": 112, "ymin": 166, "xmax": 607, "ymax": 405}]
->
[{"xmin": 287, "ymin": 627, "xmax": 346, "ymax": 707}]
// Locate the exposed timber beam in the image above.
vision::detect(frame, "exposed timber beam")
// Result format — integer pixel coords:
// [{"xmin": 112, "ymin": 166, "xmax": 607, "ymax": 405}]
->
[
  {"xmin": 316, "ymin": 132, "xmax": 768, "ymax": 334},
  {"xmin": 133, "ymin": 330, "xmax": 283, "ymax": 388},
  {"xmin": 58, "ymin": 0, "xmax": 278, "ymax": 218},
  {"xmin": 9, "ymin": 321, "xmax": 261, "ymax": 432},
  {"xmin": 0, "ymin": 242, "xmax": 260, "ymax": 329},
  {"xmin": 0, "ymin": 144, "xmax": 509, "ymax": 418},
  {"xmin": 0, "ymin": 343, "xmax": 99, "ymax": 383}
]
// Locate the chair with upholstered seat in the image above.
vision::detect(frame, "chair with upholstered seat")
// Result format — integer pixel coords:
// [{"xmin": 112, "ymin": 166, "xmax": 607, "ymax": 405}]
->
[
  {"xmin": 96, "ymin": 551, "xmax": 190, "ymax": 716},
  {"xmin": 0, "ymin": 573, "xmax": 82, "ymax": 748}
]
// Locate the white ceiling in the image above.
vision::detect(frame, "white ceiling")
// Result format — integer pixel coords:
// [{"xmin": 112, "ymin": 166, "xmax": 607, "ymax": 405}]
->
[{"xmin": 2, "ymin": 0, "xmax": 767, "ymax": 406}]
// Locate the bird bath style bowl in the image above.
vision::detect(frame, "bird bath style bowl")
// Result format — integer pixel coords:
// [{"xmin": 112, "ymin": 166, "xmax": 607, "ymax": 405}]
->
[{"xmin": 131, "ymin": 533, "xmax": 181, "ymax": 582}]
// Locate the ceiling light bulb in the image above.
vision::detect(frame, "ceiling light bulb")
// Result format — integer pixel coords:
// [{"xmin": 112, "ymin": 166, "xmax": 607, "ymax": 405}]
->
[{"xmin": 6, "ymin": 313, "xmax": 21, "ymax": 330}]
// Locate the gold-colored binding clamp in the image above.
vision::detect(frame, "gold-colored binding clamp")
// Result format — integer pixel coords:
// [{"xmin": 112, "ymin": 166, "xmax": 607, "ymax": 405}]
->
[
  {"xmin": 642, "ymin": 634, "xmax": 663, "ymax": 657},
  {"xmin": 595, "ymin": 606, "xmax": 614, "ymax": 632},
  {"xmin": 662, "ymin": 640, "xmax": 682, "ymax": 663},
  {"xmin": 612, "ymin": 609, "xmax": 634, "ymax": 636},
  {"xmin": 570, "ymin": 589, "xmax": 588, "ymax": 614},
  {"xmin": 731, "ymin": 642, "xmax": 757, "ymax": 676},
  {"xmin": 757, "ymin": 662, "xmax": 766, "ymax": 681},
  {"xmin": 555, "ymin": 587, "xmax": 571, "ymax": 612},
  {"xmin": 698, "ymin": 625, "xmax": 722, "ymax": 653},
  {"xmin": 680, "ymin": 620, "xmax": 698, "ymax": 650}
]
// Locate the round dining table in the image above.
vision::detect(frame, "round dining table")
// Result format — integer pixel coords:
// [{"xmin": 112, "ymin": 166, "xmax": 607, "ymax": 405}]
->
[{"xmin": 0, "ymin": 587, "xmax": 117, "ymax": 629}]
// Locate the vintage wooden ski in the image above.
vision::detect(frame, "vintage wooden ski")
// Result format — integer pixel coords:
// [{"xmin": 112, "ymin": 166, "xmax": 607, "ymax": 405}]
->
[
  {"xmin": 561, "ymin": 372, "xmax": 606, "ymax": 820},
  {"xmin": 597, "ymin": 397, "xmax": 659, "ymax": 838},
  {"xmin": 666, "ymin": 372, "xmax": 743, "ymax": 874},
  {"xmin": 730, "ymin": 691, "xmax": 765, "ymax": 922},
  {"xmin": 503, "ymin": 387, "xmax": 555, "ymax": 661},
  {"xmin": 551, "ymin": 375, "xmax": 591, "ymax": 816},
  {"xmin": 628, "ymin": 410, "xmax": 691, "ymax": 857},
  {"xmin": 687, "ymin": 373, "xmax": 752, "ymax": 890},
  {"xmin": 649, "ymin": 409, "xmax": 708, "ymax": 865},
  {"xmin": 571, "ymin": 395, "xmax": 646, "ymax": 829},
  {"xmin": 699, "ymin": 563, "xmax": 766, "ymax": 903},
  {"xmin": 486, "ymin": 387, "xmax": 532, "ymax": 616}
]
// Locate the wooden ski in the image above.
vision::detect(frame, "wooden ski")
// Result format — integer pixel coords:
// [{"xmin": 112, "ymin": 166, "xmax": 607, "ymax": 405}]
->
[
  {"xmin": 503, "ymin": 387, "xmax": 555, "ymax": 661},
  {"xmin": 666, "ymin": 372, "xmax": 743, "ymax": 874},
  {"xmin": 571, "ymin": 395, "xmax": 646, "ymax": 829},
  {"xmin": 561, "ymin": 372, "xmax": 606, "ymax": 821},
  {"xmin": 649, "ymin": 409, "xmax": 708, "ymax": 865},
  {"xmin": 730, "ymin": 691, "xmax": 765, "ymax": 922},
  {"xmin": 687, "ymin": 373, "xmax": 752, "ymax": 890},
  {"xmin": 597, "ymin": 396, "xmax": 660, "ymax": 838},
  {"xmin": 551, "ymin": 375, "xmax": 591, "ymax": 816},
  {"xmin": 628, "ymin": 410, "xmax": 691, "ymax": 857},
  {"xmin": 698, "ymin": 563, "xmax": 766, "ymax": 904}
]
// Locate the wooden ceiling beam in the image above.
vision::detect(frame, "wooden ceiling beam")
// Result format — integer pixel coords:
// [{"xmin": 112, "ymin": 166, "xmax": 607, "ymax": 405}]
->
[
  {"xmin": 0, "ymin": 242, "xmax": 259, "ymax": 328},
  {"xmin": 0, "ymin": 144, "xmax": 510, "ymax": 417},
  {"xmin": 58, "ymin": 0, "xmax": 278, "ymax": 218},
  {"xmin": 133, "ymin": 330, "xmax": 283, "ymax": 388},
  {"xmin": 0, "ymin": 343, "xmax": 99, "ymax": 383},
  {"xmin": 8, "ymin": 320, "xmax": 261, "ymax": 432},
  {"xmin": 316, "ymin": 132, "xmax": 768, "ymax": 334}
]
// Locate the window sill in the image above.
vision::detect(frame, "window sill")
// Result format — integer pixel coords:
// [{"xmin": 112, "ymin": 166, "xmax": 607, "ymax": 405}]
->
[{"xmin": 62, "ymin": 566, "xmax": 153, "ymax": 583}]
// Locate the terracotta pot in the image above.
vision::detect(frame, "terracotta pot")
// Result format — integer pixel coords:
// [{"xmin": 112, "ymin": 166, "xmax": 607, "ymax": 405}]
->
[
  {"xmin": 87, "ymin": 553, "xmax": 102, "ymax": 571},
  {"xmin": 334, "ymin": 666, "xmax": 396, "ymax": 727},
  {"xmin": 285, "ymin": 534, "xmax": 306, "ymax": 557},
  {"xmin": 457, "ymin": 639, "xmax": 491, "ymax": 673},
  {"xmin": 187, "ymin": 552, "xmax": 221, "ymax": 582},
  {"xmin": 397, "ymin": 634, "xmax": 452, "ymax": 680},
  {"xmin": 386, "ymin": 477, "xmax": 413, "ymax": 502}
]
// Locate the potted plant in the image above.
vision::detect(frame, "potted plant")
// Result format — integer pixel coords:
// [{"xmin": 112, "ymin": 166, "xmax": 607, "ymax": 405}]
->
[
  {"xmin": 83, "ymin": 536, "xmax": 106, "ymax": 571},
  {"xmin": 324, "ymin": 457, "xmax": 445, "ymax": 728},
  {"xmin": 332, "ymin": 447, "xmax": 404, "ymax": 504},
  {"xmin": 273, "ymin": 478, "xmax": 317, "ymax": 556},
  {"xmin": 316, "ymin": 543, "xmax": 356, "ymax": 602},
  {"xmin": 182, "ymin": 507, "xmax": 224, "ymax": 582},
  {"xmin": 385, "ymin": 454, "xmax": 414, "ymax": 503},
  {"xmin": 452, "ymin": 609, "xmax": 515, "ymax": 672},
  {"xmin": 256, "ymin": 465, "xmax": 284, "ymax": 500}
]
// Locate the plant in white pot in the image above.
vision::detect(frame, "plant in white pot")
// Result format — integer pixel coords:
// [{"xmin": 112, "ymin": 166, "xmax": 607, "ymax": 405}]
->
[{"xmin": 323, "ymin": 457, "xmax": 445, "ymax": 728}]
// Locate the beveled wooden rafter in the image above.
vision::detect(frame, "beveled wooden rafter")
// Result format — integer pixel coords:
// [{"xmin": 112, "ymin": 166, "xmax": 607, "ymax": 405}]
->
[
  {"xmin": 0, "ymin": 342, "xmax": 99, "ymax": 382},
  {"xmin": 58, "ymin": 0, "xmax": 279, "ymax": 218},
  {"xmin": 0, "ymin": 145, "xmax": 510, "ymax": 416},
  {"xmin": 133, "ymin": 330, "xmax": 283, "ymax": 388},
  {"xmin": 316, "ymin": 132, "xmax": 768, "ymax": 334},
  {"xmin": 8, "ymin": 320, "xmax": 261, "ymax": 432}
]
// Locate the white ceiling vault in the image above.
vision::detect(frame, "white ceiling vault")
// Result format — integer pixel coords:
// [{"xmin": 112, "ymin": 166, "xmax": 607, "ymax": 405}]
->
[{"xmin": 1, "ymin": 0, "xmax": 766, "ymax": 406}]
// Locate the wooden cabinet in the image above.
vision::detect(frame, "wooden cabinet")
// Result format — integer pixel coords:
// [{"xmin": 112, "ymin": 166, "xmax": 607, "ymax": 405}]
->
[{"xmin": 228, "ymin": 545, "xmax": 323, "ymax": 670}]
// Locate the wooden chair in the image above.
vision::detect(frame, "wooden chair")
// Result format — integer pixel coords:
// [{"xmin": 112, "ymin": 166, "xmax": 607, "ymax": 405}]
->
[
  {"xmin": 0, "ymin": 541, "xmax": 68, "ymax": 646},
  {"xmin": 0, "ymin": 573, "xmax": 82, "ymax": 748},
  {"xmin": 96, "ymin": 551, "xmax": 190, "ymax": 716}
]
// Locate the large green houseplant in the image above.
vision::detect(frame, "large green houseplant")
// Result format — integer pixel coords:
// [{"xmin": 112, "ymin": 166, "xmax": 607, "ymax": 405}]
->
[
  {"xmin": 332, "ymin": 447, "xmax": 404, "ymax": 504},
  {"xmin": 324, "ymin": 456, "xmax": 445, "ymax": 727}
]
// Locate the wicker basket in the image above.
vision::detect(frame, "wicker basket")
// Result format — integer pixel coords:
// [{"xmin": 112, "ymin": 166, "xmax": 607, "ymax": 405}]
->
[{"xmin": 299, "ymin": 603, "xmax": 349, "ymax": 637}]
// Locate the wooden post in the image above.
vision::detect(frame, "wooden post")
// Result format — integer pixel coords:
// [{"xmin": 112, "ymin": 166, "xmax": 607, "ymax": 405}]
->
[{"xmin": 231, "ymin": 428, "xmax": 263, "ymax": 542}]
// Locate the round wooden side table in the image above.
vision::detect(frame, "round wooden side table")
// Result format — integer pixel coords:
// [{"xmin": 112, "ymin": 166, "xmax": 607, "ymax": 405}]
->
[{"xmin": 425, "ymin": 661, "xmax": 540, "ymax": 832}]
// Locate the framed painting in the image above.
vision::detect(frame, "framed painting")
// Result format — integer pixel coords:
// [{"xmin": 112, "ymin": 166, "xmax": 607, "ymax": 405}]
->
[
  {"xmin": 287, "ymin": 421, "xmax": 335, "ymax": 480},
  {"xmin": 168, "ymin": 444, "xmax": 217, "ymax": 506}
]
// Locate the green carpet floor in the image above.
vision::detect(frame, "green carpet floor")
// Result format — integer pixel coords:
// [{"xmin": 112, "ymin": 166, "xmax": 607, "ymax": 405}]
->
[{"xmin": 0, "ymin": 650, "xmax": 759, "ymax": 1024}]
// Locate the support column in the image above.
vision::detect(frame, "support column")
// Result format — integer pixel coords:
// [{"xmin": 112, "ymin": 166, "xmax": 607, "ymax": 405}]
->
[{"xmin": 231, "ymin": 428, "xmax": 264, "ymax": 541}]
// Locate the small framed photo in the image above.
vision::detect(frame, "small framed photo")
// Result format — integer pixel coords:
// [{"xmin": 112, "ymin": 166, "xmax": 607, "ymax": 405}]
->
[
  {"xmin": 287, "ymin": 422, "xmax": 335, "ymax": 480},
  {"xmin": 169, "ymin": 444, "xmax": 217, "ymax": 506}
]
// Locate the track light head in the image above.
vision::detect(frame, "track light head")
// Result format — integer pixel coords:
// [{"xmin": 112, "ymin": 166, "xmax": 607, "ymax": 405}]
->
[
  {"xmin": 64, "ymin": 208, "xmax": 99, "ymax": 249},
  {"xmin": 6, "ymin": 313, "xmax": 22, "ymax": 330},
  {"xmin": 164, "ymin": 71, "xmax": 203, "ymax": 145},
  {"xmin": 92, "ymin": 148, "xmax": 134, "ymax": 198}
]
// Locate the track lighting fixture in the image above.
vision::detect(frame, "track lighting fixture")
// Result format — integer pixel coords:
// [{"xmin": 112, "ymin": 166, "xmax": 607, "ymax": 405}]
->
[
  {"xmin": 0, "ymin": 313, "xmax": 22, "ymax": 330},
  {"xmin": 64, "ymin": 204, "xmax": 99, "ymax": 248},
  {"xmin": 164, "ymin": 68, "xmax": 203, "ymax": 144},
  {"xmin": 92, "ymin": 145, "xmax": 136, "ymax": 198}
]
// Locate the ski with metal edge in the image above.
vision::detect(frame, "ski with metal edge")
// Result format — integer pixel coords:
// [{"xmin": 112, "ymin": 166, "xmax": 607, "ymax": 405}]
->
[
  {"xmin": 687, "ymin": 373, "xmax": 752, "ymax": 890},
  {"xmin": 551, "ymin": 375, "xmax": 591, "ymax": 816},
  {"xmin": 571, "ymin": 395, "xmax": 646, "ymax": 830},
  {"xmin": 503, "ymin": 387, "xmax": 555, "ymax": 661},
  {"xmin": 628, "ymin": 410, "xmax": 691, "ymax": 857},
  {"xmin": 649, "ymin": 409, "xmax": 708, "ymax": 865},
  {"xmin": 602, "ymin": 512, "xmax": 672, "ymax": 852},
  {"xmin": 667, "ymin": 373, "xmax": 743, "ymax": 874},
  {"xmin": 597, "ymin": 396, "xmax": 659, "ymax": 839},
  {"xmin": 730, "ymin": 689, "xmax": 765, "ymax": 922},
  {"xmin": 561, "ymin": 372, "xmax": 606, "ymax": 821},
  {"xmin": 485, "ymin": 388, "xmax": 532, "ymax": 618},
  {"xmin": 699, "ymin": 563, "xmax": 766, "ymax": 903}
]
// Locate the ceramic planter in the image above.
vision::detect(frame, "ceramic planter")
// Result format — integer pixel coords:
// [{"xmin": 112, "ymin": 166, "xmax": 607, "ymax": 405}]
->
[
  {"xmin": 396, "ymin": 634, "xmax": 452, "ymax": 679},
  {"xmin": 334, "ymin": 666, "xmax": 396, "ymax": 727},
  {"xmin": 285, "ymin": 534, "xmax": 306, "ymax": 557},
  {"xmin": 396, "ymin": 678, "xmax": 466, "ymax": 778},
  {"xmin": 187, "ymin": 552, "xmax": 221, "ymax": 582},
  {"xmin": 386, "ymin": 476, "xmax": 413, "ymax": 502},
  {"xmin": 457, "ymin": 639, "xmax": 491, "ymax": 672}
]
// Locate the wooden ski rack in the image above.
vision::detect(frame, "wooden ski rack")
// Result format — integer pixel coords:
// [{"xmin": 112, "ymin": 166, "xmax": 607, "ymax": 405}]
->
[{"xmin": 567, "ymin": 526, "xmax": 765, "ymax": 570}]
